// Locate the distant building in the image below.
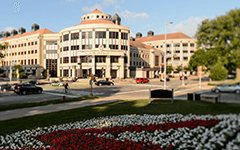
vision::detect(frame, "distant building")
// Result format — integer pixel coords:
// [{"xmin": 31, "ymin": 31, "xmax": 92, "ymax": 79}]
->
[
  {"xmin": 0, "ymin": 24, "xmax": 59, "ymax": 78},
  {"xmin": 135, "ymin": 31, "xmax": 197, "ymax": 69}
]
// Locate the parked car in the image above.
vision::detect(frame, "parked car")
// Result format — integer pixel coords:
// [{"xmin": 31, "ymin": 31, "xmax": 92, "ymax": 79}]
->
[
  {"xmin": 179, "ymin": 76, "xmax": 188, "ymax": 80},
  {"xmin": 135, "ymin": 78, "xmax": 149, "ymax": 84},
  {"xmin": 14, "ymin": 83, "xmax": 43, "ymax": 95},
  {"xmin": 29, "ymin": 80, "xmax": 41, "ymax": 85},
  {"xmin": 51, "ymin": 80, "xmax": 64, "ymax": 86},
  {"xmin": 211, "ymin": 84, "xmax": 240, "ymax": 94},
  {"xmin": 95, "ymin": 80, "xmax": 114, "ymax": 86},
  {"xmin": 0, "ymin": 74, "xmax": 6, "ymax": 77},
  {"xmin": 160, "ymin": 78, "xmax": 170, "ymax": 82},
  {"xmin": 1, "ymin": 83, "xmax": 12, "ymax": 92}
]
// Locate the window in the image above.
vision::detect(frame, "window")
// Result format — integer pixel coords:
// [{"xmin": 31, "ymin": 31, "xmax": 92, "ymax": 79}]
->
[
  {"xmin": 63, "ymin": 46, "xmax": 69, "ymax": 51},
  {"xmin": 63, "ymin": 34, "xmax": 69, "ymax": 41},
  {"xmin": 121, "ymin": 33, "xmax": 128, "ymax": 40},
  {"xmin": 190, "ymin": 43, "xmax": 195, "ymax": 47},
  {"xmin": 60, "ymin": 58, "xmax": 62, "ymax": 64},
  {"xmin": 31, "ymin": 59, "xmax": 34, "ymax": 64},
  {"xmin": 95, "ymin": 56, "xmax": 106, "ymax": 63},
  {"xmin": 28, "ymin": 59, "xmax": 30, "ymax": 65},
  {"xmin": 35, "ymin": 50, "xmax": 37, "ymax": 53},
  {"xmin": 174, "ymin": 57, "xmax": 180, "ymax": 60},
  {"xmin": 124, "ymin": 56, "xmax": 127, "ymax": 63},
  {"xmin": 155, "ymin": 56, "xmax": 159, "ymax": 66},
  {"xmin": 102, "ymin": 16, "xmax": 104, "ymax": 18},
  {"xmin": 71, "ymin": 33, "xmax": 79, "ymax": 40},
  {"xmin": 97, "ymin": 15, "xmax": 99, "ymax": 18},
  {"xmin": 18, "ymin": 52, "xmax": 20, "ymax": 55},
  {"xmin": 87, "ymin": 16, "xmax": 89, "ymax": 19},
  {"xmin": 183, "ymin": 50, "xmax": 188, "ymax": 53},
  {"xmin": 174, "ymin": 43, "xmax": 180, "ymax": 47},
  {"xmin": 63, "ymin": 57, "xmax": 69, "ymax": 63},
  {"xmin": 24, "ymin": 60, "xmax": 26, "ymax": 65},
  {"xmin": 31, "ymin": 50, "xmax": 34, "ymax": 54},
  {"xmin": 167, "ymin": 44, "xmax": 171, "ymax": 47},
  {"xmin": 31, "ymin": 42, "xmax": 34, "ymax": 45},
  {"xmin": 183, "ymin": 57, "xmax": 188, "ymax": 61},
  {"xmin": 28, "ymin": 51, "xmax": 30, "ymax": 54},
  {"xmin": 21, "ymin": 52, "xmax": 23, "ymax": 55},
  {"xmin": 156, "ymin": 46, "xmax": 159, "ymax": 48},
  {"xmin": 82, "ymin": 32, "xmax": 92, "ymax": 49},
  {"xmin": 24, "ymin": 43, "xmax": 26, "ymax": 46},
  {"xmin": 35, "ymin": 41, "xmax": 37, "ymax": 45},
  {"xmin": 110, "ymin": 56, "xmax": 119, "ymax": 63},
  {"xmin": 183, "ymin": 43, "xmax": 188, "ymax": 47},
  {"xmin": 35, "ymin": 59, "xmax": 37, "ymax": 64},
  {"xmin": 60, "ymin": 36, "xmax": 62, "ymax": 42},
  {"xmin": 136, "ymin": 54, "xmax": 138, "ymax": 57},
  {"xmin": 130, "ymin": 61, "xmax": 132, "ymax": 65},
  {"xmin": 71, "ymin": 56, "xmax": 78, "ymax": 63},
  {"xmin": 28, "ymin": 42, "xmax": 30, "ymax": 46},
  {"xmin": 24, "ymin": 51, "xmax": 26, "ymax": 55},
  {"xmin": 71, "ymin": 45, "xmax": 79, "ymax": 50},
  {"xmin": 190, "ymin": 50, "xmax": 194, "ymax": 53},
  {"xmin": 21, "ymin": 44, "xmax": 23, "ymax": 47},
  {"xmin": 130, "ymin": 53, "xmax": 132, "ymax": 57}
]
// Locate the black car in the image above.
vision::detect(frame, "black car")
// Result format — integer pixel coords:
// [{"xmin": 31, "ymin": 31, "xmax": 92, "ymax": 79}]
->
[
  {"xmin": 14, "ymin": 83, "xmax": 43, "ymax": 95},
  {"xmin": 29, "ymin": 80, "xmax": 41, "ymax": 85},
  {"xmin": 95, "ymin": 80, "xmax": 114, "ymax": 86},
  {"xmin": 1, "ymin": 83, "xmax": 12, "ymax": 92},
  {"xmin": 160, "ymin": 78, "xmax": 170, "ymax": 82}
]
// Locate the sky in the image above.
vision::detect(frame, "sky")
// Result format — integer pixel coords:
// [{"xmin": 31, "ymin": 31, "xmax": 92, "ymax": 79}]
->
[{"xmin": 0, "ymin": 0, "xmax": 240, "ymax": 39}]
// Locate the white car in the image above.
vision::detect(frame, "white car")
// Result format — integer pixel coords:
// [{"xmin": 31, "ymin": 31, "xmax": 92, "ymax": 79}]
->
[
  {"xmin": 51, "ymin": 81, "xmax": 64, "ymax": 86},
  {"xmin": 211, "ymin": 84, "xmax": 240, "ymax": 94}
]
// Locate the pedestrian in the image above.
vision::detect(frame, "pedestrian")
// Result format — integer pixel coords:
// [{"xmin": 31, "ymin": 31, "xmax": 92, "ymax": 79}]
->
[{"xmin": 64, "ymin": 82, "xmax": 69, "ymax": 93}]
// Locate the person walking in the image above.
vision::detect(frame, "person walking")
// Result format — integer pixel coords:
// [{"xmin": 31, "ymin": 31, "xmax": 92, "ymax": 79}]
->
[{"xmin": 64, "ymin": 82, "xmax": 69, "ymax": 93}]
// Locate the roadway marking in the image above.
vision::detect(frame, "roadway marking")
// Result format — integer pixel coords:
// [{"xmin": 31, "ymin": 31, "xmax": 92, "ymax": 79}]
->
[
  {"xmin": 174, "ymin": 88, "xmax": 193, "ymax": 93},
  {"xmin": 43, "ymin": 91, "xmax": 79, "ymax": 98}
]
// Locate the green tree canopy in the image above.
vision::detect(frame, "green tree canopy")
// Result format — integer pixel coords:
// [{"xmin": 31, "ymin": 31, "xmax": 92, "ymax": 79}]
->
[
  {"xmin": 166, "ymin": 66, "xmax": 174, "ymax": 74},
  {"xmin": 209, "ymin": 63, "xmax": 228, "ymax": 81},
  {"xmin": 14, "ymin": 65, "xmax": 25, "ymax": 78},
  {"xmin": 193, "ymin": 8, "xmax": 240, "ymax": 73}
]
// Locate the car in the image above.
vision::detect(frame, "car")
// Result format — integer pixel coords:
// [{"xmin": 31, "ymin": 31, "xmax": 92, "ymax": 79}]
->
[
  {"xmin": 135, "ymin": 78, "xmax": 149, "ymax": 84},
  {"xmin": 1, "ymin": 83, "xmax": 12, "ymax": 92},
  {"xmin": 160, "ymin": 78, "xmax": 170, "ymax": 82},
  {"xmin": 0, "ymin": 74, "xmax": 6, "ymax": 77},
  {"xmin": 29, "ymin": 80, "xmax": 41, "ymax": 85},
  {"xmin": 95, "ymin": 80, "xmax": 114, "ymax": 86},
  {"xmin": 211, "ymin": 84, "xmax": 240, "ymax": 94},
  {"xmin": 179, "ymin": 76, "xmax": 188, "ymax": 80},
  {"xmin": 51, "ymin": 80, "xmax": 64, "ymax": 86},
  {"xmin": 14, "ymin": 83, "xmax": 43, "ymax": 95}
]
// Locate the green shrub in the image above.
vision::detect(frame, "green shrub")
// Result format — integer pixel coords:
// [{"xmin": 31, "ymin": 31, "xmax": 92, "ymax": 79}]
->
[{"xmin": 209, "ymin": 63, "xmax": 228, "ymax": 81}]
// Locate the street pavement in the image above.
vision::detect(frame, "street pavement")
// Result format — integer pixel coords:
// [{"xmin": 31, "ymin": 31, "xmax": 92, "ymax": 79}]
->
[{"xmin": 0, "ymin": 75, "xmax": 239, "ymax": 121}]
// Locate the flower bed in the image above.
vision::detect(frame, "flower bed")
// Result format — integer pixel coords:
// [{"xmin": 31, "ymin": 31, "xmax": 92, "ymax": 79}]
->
[{"xmin": 1, "ymin": 114, "xmax": 240, "ymax": 149}]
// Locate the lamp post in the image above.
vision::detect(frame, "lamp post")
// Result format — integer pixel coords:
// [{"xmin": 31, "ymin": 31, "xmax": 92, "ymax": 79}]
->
[
  {"xmin": 182, "ymin": 44, "xmax": 185, "ymax": 86},
  {"xmin": 164, "ymin": 21, "xmax": 173, "ymax": 90}
]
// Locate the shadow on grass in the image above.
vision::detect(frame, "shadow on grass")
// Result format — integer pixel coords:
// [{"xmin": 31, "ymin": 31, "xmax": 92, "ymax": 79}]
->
[{"xmin": 1, "ymin": 99, "xmax": 240, "ymax": 135}]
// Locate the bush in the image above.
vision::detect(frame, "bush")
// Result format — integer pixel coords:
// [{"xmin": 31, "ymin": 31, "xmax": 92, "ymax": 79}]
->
[{"xmin": 209, "ymin": 63, "xmax": 228, "ymax": 81}]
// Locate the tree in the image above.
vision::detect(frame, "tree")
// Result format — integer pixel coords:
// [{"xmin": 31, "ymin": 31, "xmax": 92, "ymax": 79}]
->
[
  {"xmin": 176, "ymin": 66, "xmax": 182, "ymax": 73},
  {"xmin": 166, "ymin": 66, "xmax": 174, "ymax": 74},
  {"xmin": 13, "ymin": 65, "xmax": 25, "ymax": 78},
  {"xmin": 209, "ymin": 63, "xmax": 228, "ymax": 81},
  {"xmin": 0, "ymin": 42, "xmax": 8, "ymax": 70},
  {"xmin": 188, "ymin": 49, "xmax": 206, "ymax": 71},
  {"xmin": 194, "ymin": 8, "xmax": 240, "ymax": 74}
]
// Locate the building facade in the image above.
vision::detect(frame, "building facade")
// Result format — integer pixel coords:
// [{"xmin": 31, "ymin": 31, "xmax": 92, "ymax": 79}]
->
[
  {"xmin": 0, "ymin": 9, "xmax": 196, "ymax": 80},
  {"xmin": 58, "ymin": 9, "xmax": 130, "ymax": 79},
  {"xmin": 135, "ymin": 31, "xmax": 197, "ymax": 69},
  {"xmin": 0, "ymin": 24, "xmax": 59, "ymax": 78}
]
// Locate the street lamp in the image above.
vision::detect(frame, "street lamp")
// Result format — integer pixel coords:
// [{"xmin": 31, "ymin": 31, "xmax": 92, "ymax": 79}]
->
[{"xmin": 164, "ymin": 21, "xmax": 173, "ymax": 90}]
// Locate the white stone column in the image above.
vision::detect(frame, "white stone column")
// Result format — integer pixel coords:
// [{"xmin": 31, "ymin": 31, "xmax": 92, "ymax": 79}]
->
[
  {"xmin": 72, "ymin": 66, "xmax": 76, "ymax": 78},
  {"xmin": 69, "ymin": 68, "xmax": 71, "ymax": 77},
  {"xmin": 92, "ymin": 56, "xmax": 95, "ymax": 74},
  {"xmin": 106, "ymin": 56, "xmax": 111, "ymax": 78},
  {"xmin": 119, "ymin": 56, "xmax": 124, "ymax": 78}
]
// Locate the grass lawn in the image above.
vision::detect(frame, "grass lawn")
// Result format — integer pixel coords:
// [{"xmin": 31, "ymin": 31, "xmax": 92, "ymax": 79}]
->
[
  {"xmin": 0, "ymin": 96, "xmax": 100, "ymax": 112},
  {"xmin": 1, "ymin": 99, "xmax": 240, "ymax": 136}
]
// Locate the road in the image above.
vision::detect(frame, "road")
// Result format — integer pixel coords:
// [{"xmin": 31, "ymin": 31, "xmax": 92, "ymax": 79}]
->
[{"xmin": 0, "ymin": 77, "xmax": 239, "ymax": 106}]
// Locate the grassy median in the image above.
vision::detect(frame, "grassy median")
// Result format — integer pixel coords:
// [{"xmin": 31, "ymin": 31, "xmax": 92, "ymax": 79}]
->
[
  {"xmin": 0, "ymin": 96, "xmax": 100, "ymax": 112},
  {"xmin": 1, "ymin": 99, "xmax": 240, "ymax": 135}
]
